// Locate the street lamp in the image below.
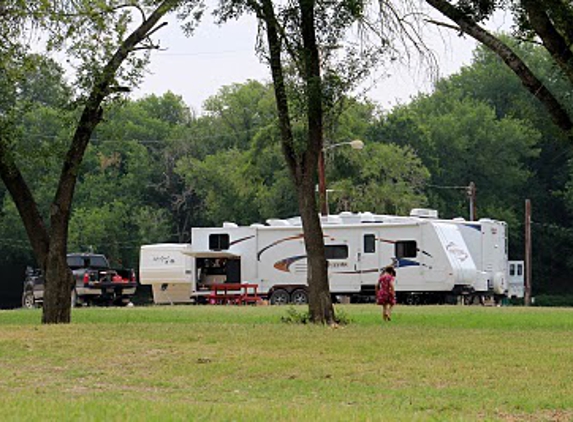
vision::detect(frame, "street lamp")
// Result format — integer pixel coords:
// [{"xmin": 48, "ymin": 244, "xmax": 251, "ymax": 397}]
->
[{"xmin": 318, "ymin": 139, "xmax": 364, "ymax": 216}]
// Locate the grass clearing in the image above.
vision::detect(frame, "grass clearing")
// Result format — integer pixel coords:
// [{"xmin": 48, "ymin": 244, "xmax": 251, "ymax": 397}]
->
[{"xmin": 1, "ymin": 305, "xmax": 572, "ymax": 421}]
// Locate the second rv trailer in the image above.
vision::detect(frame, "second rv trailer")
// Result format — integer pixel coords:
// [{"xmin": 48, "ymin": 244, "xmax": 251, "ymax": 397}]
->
[{"xmin": 140, "ymin": 209, "xmax": 514, "ymax": 304}]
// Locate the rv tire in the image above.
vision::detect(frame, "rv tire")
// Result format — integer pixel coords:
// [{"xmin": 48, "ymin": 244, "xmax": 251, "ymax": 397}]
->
[
  {"xmin": 291, "ymin": 289, "xmax": 308, "ymax": 305},
  {"xmin": 269, "ymin": 289, "xmax": 290, "ymax": 305}
]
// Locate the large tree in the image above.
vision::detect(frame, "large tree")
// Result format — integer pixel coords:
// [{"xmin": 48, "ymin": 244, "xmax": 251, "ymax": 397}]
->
[
  {"xmin": 0, "ymin": 0, "xmax": 200, "ymax": 323},
  {"xmin": 216, "ymin": 0, "xmax": 394, "ymax": 323}
]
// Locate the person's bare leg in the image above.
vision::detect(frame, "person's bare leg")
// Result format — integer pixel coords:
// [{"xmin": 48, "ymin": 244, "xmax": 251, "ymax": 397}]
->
[{"xmin": 387, "ymin": 305, "xmax": 393, "ymax": 321}]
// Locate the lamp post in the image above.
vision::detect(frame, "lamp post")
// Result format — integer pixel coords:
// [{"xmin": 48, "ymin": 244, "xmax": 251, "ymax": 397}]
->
[{"xmin": 318, "ymin": 139, "xmax": 364, "ymax": 215}]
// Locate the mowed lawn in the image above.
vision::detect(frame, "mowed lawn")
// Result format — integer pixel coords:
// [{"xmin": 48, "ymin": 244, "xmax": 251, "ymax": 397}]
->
[{"xmin": 0, "ymin": 305, "xmax": 572, "ymax": 421}]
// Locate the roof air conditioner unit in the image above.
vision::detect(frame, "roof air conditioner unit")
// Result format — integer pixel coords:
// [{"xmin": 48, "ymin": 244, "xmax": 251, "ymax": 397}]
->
[{"xmin": 410, "ymin": 208, "xmax": 439, "ymax": 218}]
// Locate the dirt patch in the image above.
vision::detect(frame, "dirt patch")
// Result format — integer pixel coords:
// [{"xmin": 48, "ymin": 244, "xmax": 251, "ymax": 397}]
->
[{"xmin": 495, "ymin": 409, "xmax": 573, "ymax": 421}]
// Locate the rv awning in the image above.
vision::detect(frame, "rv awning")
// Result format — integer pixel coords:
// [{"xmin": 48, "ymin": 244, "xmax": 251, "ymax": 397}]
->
[{"xmin": 182, "ymin": 250, "xmax": 240, "ymax": 258}]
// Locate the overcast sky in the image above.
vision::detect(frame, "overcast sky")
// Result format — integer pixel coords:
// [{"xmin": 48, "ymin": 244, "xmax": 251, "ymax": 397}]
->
[{"xmin": 133, "ymin": 6, "xmax": 512, "ymax": 114}]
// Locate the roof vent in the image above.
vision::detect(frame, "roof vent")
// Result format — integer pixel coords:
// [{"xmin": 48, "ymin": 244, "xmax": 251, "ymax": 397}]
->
[
  {"xmin": 410, "ymin": 208, "xmax": 438, "ymax": 218},
  {"xmin": 360, "ymin": 212, "xmax": 375, "ymax": 223},
  {"xmin": 266, "ymin": 219, "xmax": 291, "ymax": 226},
  {"xmin": 223, "ymin": 222, "xmax": 238, "ymax": 228},
  {"xmin": 339, "ymin": 212, "xmax": 361, "ymax": 224}
]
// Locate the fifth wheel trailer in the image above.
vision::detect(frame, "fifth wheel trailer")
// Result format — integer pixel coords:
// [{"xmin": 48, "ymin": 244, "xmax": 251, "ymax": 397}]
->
[{"xmin": 140, "ymin": 209, "xmax": 524, "ymax": 305}]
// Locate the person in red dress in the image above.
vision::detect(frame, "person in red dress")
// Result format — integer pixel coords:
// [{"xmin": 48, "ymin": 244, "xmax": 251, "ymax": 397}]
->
[{"xmin": 376, "ymin": 266, "xmax": 396, "ymax": 322}]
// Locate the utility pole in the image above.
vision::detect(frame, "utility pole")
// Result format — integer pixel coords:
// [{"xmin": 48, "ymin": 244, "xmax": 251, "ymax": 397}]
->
[
  {"xmin": 524, "ymin": 199, "xmax": 532, "ymax": 306},
  {"xmin": 467, "ymin": 182, "xmax": 477, "ymax": 221}
]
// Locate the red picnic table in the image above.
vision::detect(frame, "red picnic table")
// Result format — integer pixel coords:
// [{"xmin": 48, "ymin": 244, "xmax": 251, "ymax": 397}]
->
[{"xmin": 208, "ymin": 283, "xmax": 259, "ymax": 305}]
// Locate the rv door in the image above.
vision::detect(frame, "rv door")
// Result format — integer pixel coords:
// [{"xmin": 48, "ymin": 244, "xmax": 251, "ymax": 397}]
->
[
  {"xmin": 183, "ymin": 250, "xmax": 241, "ymax": 291},
  {"xmin": 359, "ymin": 233, "xmax": 380, "ymax": 286}
]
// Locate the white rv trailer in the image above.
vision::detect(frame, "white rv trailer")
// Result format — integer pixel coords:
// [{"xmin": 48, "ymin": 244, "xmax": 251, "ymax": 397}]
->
[{"xmin": 140, "ymin": 209, "xmax": 521, "ymax": 305}]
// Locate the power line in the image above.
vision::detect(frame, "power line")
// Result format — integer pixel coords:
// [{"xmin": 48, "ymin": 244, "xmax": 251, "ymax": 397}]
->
[
  {"xmin": 17, "ymin": 127, "xmax": 263, "ymax": 144},
  {"xmin": 425, "ymin": 184, "xmax": 468, "ymax": 190},
  {"xmin": 153, "ymin": 50, "xmax": 254, "ymax": 57}
]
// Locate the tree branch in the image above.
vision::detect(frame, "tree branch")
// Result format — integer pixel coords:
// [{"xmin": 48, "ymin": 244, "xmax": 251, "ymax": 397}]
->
[
  {"xmin": 259, "ymin": 0, "xmax": 298, "ymax": 173},
  {"xmin": 425, "ymin": 0, "xmax": 573, "ymax": 133},
  {"xmin": 425, "ymin": 18, "xmax": 461, "ymax": 32},
  {"xmin": 299, "ymin": 0, "xmax": 323, "ymax": 177},
  {"xmin": 522, "ymin": 0, "xmax": 573, "ymax": 86},
  {"xmin": 0, "ymin": 136, "xmax": 50, "ymax": 264},
  {"xmin": 49, "ymin": 0, "xmax": 178, "ymax": 240}
]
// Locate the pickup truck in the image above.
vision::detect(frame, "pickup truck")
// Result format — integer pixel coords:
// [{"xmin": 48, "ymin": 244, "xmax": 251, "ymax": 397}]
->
[{"xmin": 22, "ymin": 253, "xmax": 137, "ymax": 308}]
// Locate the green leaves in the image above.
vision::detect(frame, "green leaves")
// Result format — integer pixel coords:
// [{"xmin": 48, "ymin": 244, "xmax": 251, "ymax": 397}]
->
[{"xmin": 329, "ymin": 142, "xmax": 430, "ymax": 214}]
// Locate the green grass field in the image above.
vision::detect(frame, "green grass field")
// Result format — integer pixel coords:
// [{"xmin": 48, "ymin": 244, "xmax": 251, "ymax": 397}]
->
[{"xmin": 1, "ymin": 305, "xmax": 572, "ymax": 421}]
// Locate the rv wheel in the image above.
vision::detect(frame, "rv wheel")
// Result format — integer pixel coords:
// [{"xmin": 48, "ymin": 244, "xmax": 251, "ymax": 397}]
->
[
  {"xmin": 291, "ymin": 289, "xmax": 308, "ymax": 305},
  {"xmin": 269, "ymin": 289, "xmax": 290, "ymax": 305}
]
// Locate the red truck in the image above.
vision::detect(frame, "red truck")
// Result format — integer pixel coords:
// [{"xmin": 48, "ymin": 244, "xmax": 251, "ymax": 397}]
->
[{"xmin": 22, "ymin": 253, "xmax": 137, "ymax": 308}]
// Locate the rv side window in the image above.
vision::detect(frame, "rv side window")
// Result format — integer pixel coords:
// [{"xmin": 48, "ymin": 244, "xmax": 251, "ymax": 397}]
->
[
  {"xmin": 325, "ymin": 245, "xmax": 348, "ymax": 260},
  {"xmin": 510, "ymin": 264, "xmax": 515, "ymax": 276},
  {"xmin": 209, "ymin": 234, "xmax": 230, "ymax": 250},
  {"xmin": 395, "ymin": 241, "xmax": 417, "ymax": 258},
  {"xmin": 364, "ymin": 234, "xmax": 376, "ymax": 253},
  {"xmin": 517, "ymin": 264, "xmax": 523, "ymax": 276}
]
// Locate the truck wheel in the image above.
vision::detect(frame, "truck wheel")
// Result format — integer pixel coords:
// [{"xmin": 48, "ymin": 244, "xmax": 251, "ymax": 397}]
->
[
  {"xmin": 269, "ymin": 289, "xmax": 290, "ymax": 305},
  {"xmin": 113, "ymin": 297, "xmax": 132, "ymax": 307},
  {"xmin": 71, "ymin": 289, "xmax": 82, "ymax": 308},
  {"xmin": 291, "ymin": 289, "xmax": 308, "ymax": 305},
  {"xmin": 22, "ymin": 289, "xmax": 36, "ymax": 309}
]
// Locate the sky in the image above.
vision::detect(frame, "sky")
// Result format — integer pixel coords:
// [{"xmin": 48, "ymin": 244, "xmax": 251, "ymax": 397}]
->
[{"xmin": 133, "ymin": 5, "xmax": 512, "ymax": 114}]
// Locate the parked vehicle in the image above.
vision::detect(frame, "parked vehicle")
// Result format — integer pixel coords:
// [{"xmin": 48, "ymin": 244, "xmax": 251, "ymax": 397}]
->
[
  {"xmin": 22, "ymin": 253, "xmax": 137, "ymax": 308},
  {"xmin": 508, "ymin": 261, "xmax": 525, "ymax": 299},
  {"xmin": 139, "ymin": 209, "xmax": 524, "ymax": 305}
]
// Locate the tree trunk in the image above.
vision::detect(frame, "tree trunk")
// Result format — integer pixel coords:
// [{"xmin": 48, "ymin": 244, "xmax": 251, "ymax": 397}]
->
[
  {"xmin": 297, "ymin": 176, "xmax": 335, "ymax": 324},
  {"xmin": 298, "ymin": 0, "xmax": 335, "ymax": 324},
  {"xmin": 42, "ymin": 244, "xmax": 74, "ymax": 324}
]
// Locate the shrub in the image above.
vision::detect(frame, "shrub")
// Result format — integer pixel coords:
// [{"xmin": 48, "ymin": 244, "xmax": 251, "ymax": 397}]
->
[
  {"xmin": 281, "ymin": 306, "xmax": 353, "ymax": 325},
  {"xmin": 281, "ymin": 306, "xmax": 310, "ymax": 324}
]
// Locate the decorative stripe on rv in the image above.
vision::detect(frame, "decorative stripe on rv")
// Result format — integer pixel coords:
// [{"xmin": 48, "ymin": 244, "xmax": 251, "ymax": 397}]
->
[
  {"xmin": 230, "ymin": 235, "xmax": 255, "ymax": 246},
  {"xmin": 274, "ymin": 255, "xmax": 307, "ymax": 272},
  {"xmin": 273, "ymin": 256, "xmax": 422, "ymax": 274},
  {"xmin": 396, "ymin": 259, "xmax": 421, "ymax": 268},
  {"xmin": 258, "ymin": 234, "xmax": 334, "ymax": 261},
  {"xmin": 258, "ymin": 234, "xmax": 305, "ymax": 261}
]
